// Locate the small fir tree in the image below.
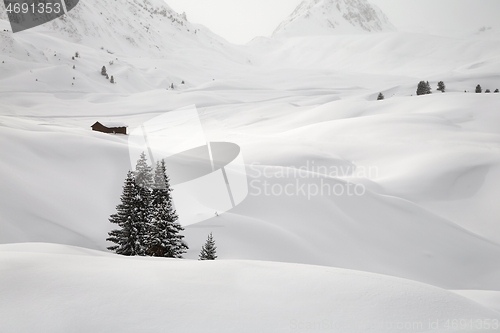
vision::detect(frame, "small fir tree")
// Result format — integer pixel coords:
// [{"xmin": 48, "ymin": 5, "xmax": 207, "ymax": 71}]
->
[
  {"xmin": 485, "ymin": 89, "xmax": 491, "ymax": 93},
  {"xmin": 377, "ymin": 93, "xmax": 384, "ymax": 100},
  {"xmin": 437, "ymin": 81, "xmax": 445, "ymax": 93},
  {"xmin": 101, "ymin": 66, "xmax": 107, "ymax": 76},
  {"xmin": 476, "ymin": 84, "xmax": 482, "ymax": 93},
  {"xmin": 110, "ymin": 76, "xmax": 115, "ymax": 84},
  {"xmin": 494, "ymin": 89, "xmax": 499, "ymax": 93},
  {"xmin": 199, "ymin": 232, "xmax": 217, "ymax": 260}
]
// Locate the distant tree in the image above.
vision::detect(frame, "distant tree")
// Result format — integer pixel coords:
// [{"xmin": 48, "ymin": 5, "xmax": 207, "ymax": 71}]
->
[
  {"xmin": 110, "ymin": 76, "xmax": 115, "ymax": 84},
  {"xmin": 476, "ymin": 84, "xmax": 482, "ymax": 93},
  {"xmin": 105, "ymin": 74, "xmax": 109, "ymax": 80},
  {"xmin": 135, "ymin": 152, "xmax": 153, "ymax": 189},
  {"xmin": 437, "ymin": 81, "xmax": 446, "ymax": 93},
  {"xmin": 416, "ymin": 81, "xmax": 426, "ymax": 95},
  {"xmin": 73, "ymin": 65, "xmax": 75, "ymax": 69},
  {"xmin": 199, "ymin": 232, "xmax": 217, "ymax": 260},
  {"xmin": 146, "ymin": 160, "xmax": 188, "ymax": 258},
  {"xmin": 101, "ymin": 66, "xmax": 107, "ymax": 76},
  {"xmin": 377, "ymin": 93, "xmax": 384, "ymax": 100},
  {"xmin": 75, "ymin": 51, "xmax": 79, "ymax": 58},
  {"xmin": 495, "ymin": 89, "xmax": 499, "ymax": 93},
  {"xmin": 485, "ymin": 89, "xmax": 491, "ymax": 93},
  {"xmin": 425, "ymin": 81, "xmax": 432, "ymax": 94},
  {"xmin": 416, "ymin": 81, "xmax": 432, "ymax": 96},
  {"xmin": 170, "ymin": 83, "xmax": 174, "ymax": 89},
  {"xmin": 107, "ymin": 171, "xmax": 147, "ymax": 256},
  {"xmin": 72, "ymin": 56, "xmax": 75, "ymax": 60},
  {"xmin": 181, "ymin": 80, "xmax": 185, "ymax": 84}
]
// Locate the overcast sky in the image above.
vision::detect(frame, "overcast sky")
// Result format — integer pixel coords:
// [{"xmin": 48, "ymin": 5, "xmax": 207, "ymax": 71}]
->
[{"xmin": 165, "ymin": 0, "xmax": 500, "ymax": 44}]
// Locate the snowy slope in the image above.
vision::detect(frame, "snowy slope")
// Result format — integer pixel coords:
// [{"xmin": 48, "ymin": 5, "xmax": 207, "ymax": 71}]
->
[
  {"xmin": 1, "ymin": 243, "xmax": 499, "ymax": 333},
  {"xmin": 2, "ymin": 88, "xmax": 500, "ymax": 290},
  {"xmin": 1, "ymin": 0, "xmax": 500, "ymax": 324},
  {"xmin": 0, "ymin": 0, "xmax": 248, "ymax": 94},
  {"xmin": 273, "ymin": 0, "xmax": 395, "ymax": 37}
]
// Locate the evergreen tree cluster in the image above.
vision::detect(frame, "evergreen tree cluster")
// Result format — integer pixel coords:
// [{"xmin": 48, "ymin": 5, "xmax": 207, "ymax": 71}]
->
[
  {"xmin": 416, "ymin": 81, "xmax": 432, "ymax": 96},
  {"xmin": 101, "ymin": 66, "xmax": 116, "ymax": 84},
  {"xmin": 107, "ymin": 152, "xmax": 188, "ymax": 258},
  {"xmin": 474, "ymin": 85, "xmax": 499, "ymax": 93}
]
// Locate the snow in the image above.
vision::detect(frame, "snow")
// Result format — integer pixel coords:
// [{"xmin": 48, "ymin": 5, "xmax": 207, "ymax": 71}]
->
[
  {"xmin": 1, "ymin": 0, "xmax": 500, "ymax": 329},
  {"xmin": 273, "ymin": 0, "xmax": 395, "ymax": 37},
  {"xmin": 1, "ymin": 243, "xmax": 499, "ymax": 333}
]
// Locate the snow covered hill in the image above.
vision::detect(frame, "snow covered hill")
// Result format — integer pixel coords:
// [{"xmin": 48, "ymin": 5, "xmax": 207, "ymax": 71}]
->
[
  {"xmin": 0, "ymin": 0, "xmax": 248, "ymax": 94},
  {"xmin": 1, "ymin": 243, "xmax": 499, "ymax": 333},
  {"xmin": 1, "ymin": 0, "xmax": 500, "ymax": 327},
  {"xmin": 273, "ymin": 0, "xmax": 395, "ymax": 37}
]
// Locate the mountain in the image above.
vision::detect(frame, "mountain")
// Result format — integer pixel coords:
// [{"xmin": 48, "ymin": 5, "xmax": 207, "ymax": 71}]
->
[
  {"xmin": 0, "ymin": 0, "xmax": 230, "ymax": 55},
  {"xmin": 0, "ymin": 0, "xmax": 247, "ymax": 94},
  {"xmin": 272, "ymin": 0, "xmax": 395, "ymax": 37}
]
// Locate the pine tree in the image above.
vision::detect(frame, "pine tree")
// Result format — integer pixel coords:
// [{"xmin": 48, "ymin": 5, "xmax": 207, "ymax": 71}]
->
[
  {"xmin": 199, "ymin": 232, "xmax": 217, "ymax": 260},
  {"xmin": 425, "ymin": 81, "xmax": 432, "ymax": 94},
  {"xmin": 416, "ymin": 81, "xmax": 432, "ymax": 96},
  {"xmin": 135, "ymin": 152, "xmax": 153, "ymax": 189},
  {"xmin": 107, "ymin": 171, "xmax": 147, "ymax": 256},
  {"xmin": 377, "ymin": 92, "xmax": 384, "ymax": 100},
  {"xmin": 110, "ymin": 76, "xmax": 115, "ymax": 84},
  {"xmin": 485, "ymin": 89, "xmax": 491, "ymax": 93},
  {"xmin": 437, "ymin": 81, "xmax": 445, "ymax": 93},
  {"xmin": 494, "ymin": 89, "xmax": 499, "ymax": 93},
  {"xmin": 147, "ymin": 160, "xmax": 188, "ymax": 258},
  {"xmin": 476, "ymin": 84, "xmax": 482, "ymax": 93},
  {"xmin": 101, "ymin": 66, "xmax": 107, "ymax": 76}
]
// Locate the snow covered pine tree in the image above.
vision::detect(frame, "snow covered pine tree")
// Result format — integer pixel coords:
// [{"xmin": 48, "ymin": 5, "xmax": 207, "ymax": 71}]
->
[
  {"xmin": 108, "ymin": 153, "xmax": 188, "ymax": 258},
  {"xmin": 199, "ymin": 232, "xmax": 217, "ymax": 260},
  {"xmin": 147, "ymin": 160, "xmax": 188, "ymax": 258},
  {"xmin": 107, "ymin": 171, "xmax": 147, "ymax": 256},
  {"xmin": 107, "ymin": 152, "xmax": 152, "ymax": 256}
]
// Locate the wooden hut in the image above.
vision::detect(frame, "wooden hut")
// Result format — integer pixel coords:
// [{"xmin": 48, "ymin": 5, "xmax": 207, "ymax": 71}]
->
[{"xmin": 91, "ymin": 121, "xmax": 127, "ymax": 135}]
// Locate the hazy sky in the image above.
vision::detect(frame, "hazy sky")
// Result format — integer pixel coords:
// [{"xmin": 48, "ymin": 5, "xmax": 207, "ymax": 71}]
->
[{"xmin": 165, "ymin": 0, "xmax": 500, "ymax": 44}]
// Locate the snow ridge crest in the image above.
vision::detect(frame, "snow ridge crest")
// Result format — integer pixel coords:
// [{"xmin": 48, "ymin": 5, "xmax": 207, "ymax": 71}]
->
[{"xmin": 273, "ymin": 0, "xmax": 395, "ymax": 37}]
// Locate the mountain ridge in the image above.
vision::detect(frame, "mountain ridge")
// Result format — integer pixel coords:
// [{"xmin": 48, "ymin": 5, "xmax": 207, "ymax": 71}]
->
[{"xmin": 273, "ymin": 0, "xmax": 395, "ymax": 37}]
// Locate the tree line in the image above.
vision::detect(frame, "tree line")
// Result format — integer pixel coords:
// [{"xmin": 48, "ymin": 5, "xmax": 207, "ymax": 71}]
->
[{"xmin": 377, "ymin": 81, "xmax": 498, "ymax": 100}]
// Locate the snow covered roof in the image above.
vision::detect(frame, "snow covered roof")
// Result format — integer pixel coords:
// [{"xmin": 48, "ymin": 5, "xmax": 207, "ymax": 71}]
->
[{"xmin": 93, "ymin": 121, "xmax": 128, "ymax": 128}]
